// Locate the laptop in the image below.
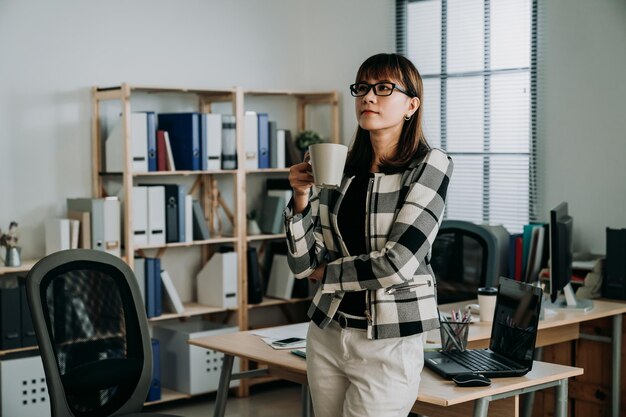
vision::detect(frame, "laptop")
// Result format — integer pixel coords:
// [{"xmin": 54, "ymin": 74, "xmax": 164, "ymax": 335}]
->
[{"xmin": 425, "ymin": 277, "xmax": 543, "ymax": 379}]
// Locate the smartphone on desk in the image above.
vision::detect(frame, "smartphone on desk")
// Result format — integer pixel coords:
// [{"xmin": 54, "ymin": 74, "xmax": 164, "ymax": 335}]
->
[{"xmin": 271, "ymin": 337, "xmax": 305, "ymax": 347}]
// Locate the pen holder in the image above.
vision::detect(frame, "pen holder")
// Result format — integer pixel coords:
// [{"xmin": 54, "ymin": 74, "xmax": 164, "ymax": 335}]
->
[{"xmin": 439, "ymin": 321, "xmax": 469, "ymax": 352}]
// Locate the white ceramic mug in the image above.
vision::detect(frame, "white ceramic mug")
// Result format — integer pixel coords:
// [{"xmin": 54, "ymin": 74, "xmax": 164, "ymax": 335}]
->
[
  {"xmin": 477, "ymin": 287, "xmax": 498, "ymax": 322},
  {"xmin": 308, "ymin": 143, "xmax": 348, "ymax": 189}
]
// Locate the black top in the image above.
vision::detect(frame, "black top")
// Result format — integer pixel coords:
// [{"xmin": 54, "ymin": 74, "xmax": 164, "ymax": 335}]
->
[{"xmin": 336, "ymin": 171, "xmax": 372, "ymax": 316}]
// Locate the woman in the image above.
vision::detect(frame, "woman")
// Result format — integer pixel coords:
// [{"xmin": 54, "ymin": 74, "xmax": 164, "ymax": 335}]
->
[{"xmin": 284, "ymin": 53, "xmax": 453, "ymax": 417}]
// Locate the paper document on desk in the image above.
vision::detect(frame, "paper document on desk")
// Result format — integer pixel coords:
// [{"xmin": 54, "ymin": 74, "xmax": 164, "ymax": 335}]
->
[{"xmin": 251, "ymin": 322, "xmax": 309, "ymax": 350}]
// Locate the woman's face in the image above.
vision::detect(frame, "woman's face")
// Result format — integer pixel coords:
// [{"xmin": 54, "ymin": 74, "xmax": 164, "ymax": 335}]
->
[{"xmin": 354, "ymin": 78, "xmax": 419, "ymax": 135}]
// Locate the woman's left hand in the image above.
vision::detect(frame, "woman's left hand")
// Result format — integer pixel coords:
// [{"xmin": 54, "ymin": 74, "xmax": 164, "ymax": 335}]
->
[{"xmin": 308, "ymin": 263, "xmax": 326, "ymax": 283}]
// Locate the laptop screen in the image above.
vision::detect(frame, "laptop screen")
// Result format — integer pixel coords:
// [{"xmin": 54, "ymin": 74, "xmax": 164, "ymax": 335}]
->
[{"xmin": 489, "ymin": 278, "xmax": 543, "ymax": 368}]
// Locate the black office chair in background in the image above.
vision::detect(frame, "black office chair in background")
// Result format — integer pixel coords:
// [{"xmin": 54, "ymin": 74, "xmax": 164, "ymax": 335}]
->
[
  {"xmin": 26, "ymin": 249, "xmax": 180, "ymax": 417},
  {"xmin": 431, "ymin": 220, "xmax": 509, "ymax": 304}
]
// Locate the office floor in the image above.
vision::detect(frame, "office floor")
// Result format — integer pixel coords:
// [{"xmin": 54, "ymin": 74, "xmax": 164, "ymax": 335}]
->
[
  {"xmin": 148, "ymin": 382, "xmax": 301, "ymax": 417},
  {"xmin": 149, "ymin": 382, "xmax": 425, "ymax": 417}
]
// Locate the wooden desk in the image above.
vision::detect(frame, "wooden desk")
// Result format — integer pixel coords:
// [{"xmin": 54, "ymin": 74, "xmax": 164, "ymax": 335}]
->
[
  {"xmin": 190, "ymin": 328, "xmax": 582, "ymax": 417},
  {"xmin": 437, "ymin": 299, "xmax": 626, "ymax": 417}
]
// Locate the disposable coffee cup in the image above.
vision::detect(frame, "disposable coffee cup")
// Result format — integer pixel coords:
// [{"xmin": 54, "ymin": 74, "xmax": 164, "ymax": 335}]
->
[
  {"xmin": 308, "ymin": 143, "xmax": 348, "ymax": 189},
  {"xmin": 477, "ymin": 287, "xmax": 498, "ymax": 322}
]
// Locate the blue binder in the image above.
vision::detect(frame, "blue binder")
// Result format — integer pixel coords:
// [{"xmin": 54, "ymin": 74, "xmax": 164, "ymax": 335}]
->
[
  {"xmin": 145, "ymin": 257, "xmax": 163, "ymax": 318},
  {"xmin": 146, "ymin": 112, "xmax": 157, "ymax": 171},
  {"xmin": 257, "ymin": 113, "xmax": 270, "ymax": 169},
  {"xmin": 158, "ymin": 113, "xmax": 201, "ymax": 170},
  {"xmin": 147, "ymin": 338, "xmax": 161, "ymax": 402}
]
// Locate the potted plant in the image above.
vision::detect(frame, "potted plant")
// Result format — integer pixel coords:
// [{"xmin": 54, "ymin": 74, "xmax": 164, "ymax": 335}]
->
[
  {"xmin": 295, "ymin": 130, "xmax": 324, "ymax": 157},
  {"xmin": 0, "ymin": 221, "xmax": 21, "ymax": 267},
  {"xmin": 247, "ymin": 210, "xmax": 261, "ymax": 235}
]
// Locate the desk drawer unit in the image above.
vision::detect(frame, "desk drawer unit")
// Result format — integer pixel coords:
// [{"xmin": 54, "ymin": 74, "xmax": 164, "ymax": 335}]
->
[
  {"xmin": 153, "ymin": 320, "xmax": 240, "ymax": 395},
  {"xmin": 0, "ymin": 355, "xmax": 50, "ymax": 417}
]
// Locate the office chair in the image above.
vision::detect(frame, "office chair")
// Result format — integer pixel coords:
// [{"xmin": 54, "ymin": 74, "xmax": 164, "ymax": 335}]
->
[
  {"xmin": 431, "ymin": 220, "xmax": 509, "ymax": 304},
  {"xmin": 25, "ymin": 249, "xmax": 180, "ymax": 417}
]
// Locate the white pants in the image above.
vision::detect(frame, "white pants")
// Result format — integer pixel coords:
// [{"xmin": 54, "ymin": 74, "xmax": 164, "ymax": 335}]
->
[{"xmin": 306, "ymin": 319, "xmax": 424, "ymax": 417}]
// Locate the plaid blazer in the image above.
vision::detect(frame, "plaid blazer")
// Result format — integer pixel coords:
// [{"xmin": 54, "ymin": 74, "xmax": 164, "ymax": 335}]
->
[{"xmin": 284, "ymin": 148, "xmax": 453, "ymax": 339}]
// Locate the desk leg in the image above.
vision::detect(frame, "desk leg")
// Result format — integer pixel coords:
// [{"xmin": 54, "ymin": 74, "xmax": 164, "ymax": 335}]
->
[
  {"xmin": 521, "ymin": 347, "xmax": 543, "ymax": 417},
  {"xmin": 554, "ymin": 378, "xmax": 568, "ymax": 417},
  {"xmin": 612, "ymin": 314, "xmax": 622, "ymax": 417},
  {"xmin": 301, "ymin": 383, "xmax": 312, "ymax": 417},
  {"xmin": 214, "ymin": 354, "xmax": 234, "ymax": 417},
  {"xmin": 472, "ymin": 397, "xmax": 489, "ymax": 417}
]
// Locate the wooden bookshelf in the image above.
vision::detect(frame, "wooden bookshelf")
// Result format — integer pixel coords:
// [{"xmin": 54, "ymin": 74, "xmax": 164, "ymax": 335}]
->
[
  {"xmin": 144, "ymin": 387, "xmax": 190, "ymax": 406},
  {"xmin": 135, "ymin": 237, "xmax": 237, "ymax": 250},
  {"xmin": 92, "ymin": 83, "xmax": 339, "ymax": 400},
  {"xmin": 246, "ymin": 168, "xmax": 290, "ymax": 174},
  {"xmin": 0, "ymin": 345, "xmax": 38, "ymax": 357},
  {"xmin": 148, "ymin": 302, "xmax": 231, "ymax": 323},
  {"xmin": 0, "ymin": 259, "xmax": 38, "ymax": 276},
  {"xmin": 249, "ymin": 297, "xmax": 313, "ymax": 309},
  {"xmin": 246, "ymin": 233, "xmax": 287, "ymax": 242}
]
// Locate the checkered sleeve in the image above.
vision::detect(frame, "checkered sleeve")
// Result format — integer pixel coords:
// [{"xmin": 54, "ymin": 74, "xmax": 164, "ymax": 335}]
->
[
  {"xmin": 283, "ymin": 188, "xmax": 327, "ymax": 279},
  {"xmin": 321, "ymin": 149, "xmax": 453, "ymax": 293}
]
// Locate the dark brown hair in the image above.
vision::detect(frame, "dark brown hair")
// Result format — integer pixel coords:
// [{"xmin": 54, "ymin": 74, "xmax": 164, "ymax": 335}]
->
[{"xmin": 345, "ymin": 53, "xmax": 430, "ymax": 175}]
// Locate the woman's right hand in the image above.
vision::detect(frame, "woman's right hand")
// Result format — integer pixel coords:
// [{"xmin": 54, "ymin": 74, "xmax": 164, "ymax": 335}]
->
[{"xmin": 289, "ymin": 154, "xmax": 314, "ymax": 213}]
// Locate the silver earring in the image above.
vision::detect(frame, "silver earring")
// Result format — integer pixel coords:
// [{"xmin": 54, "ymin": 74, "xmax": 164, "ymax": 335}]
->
[{"xmin": 404, "ymin": 114, "xmax": 411, "ymax": 121}]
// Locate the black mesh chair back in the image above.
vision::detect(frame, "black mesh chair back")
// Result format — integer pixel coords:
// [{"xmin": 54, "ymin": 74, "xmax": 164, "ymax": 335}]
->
[
  {"xmin": 26, "ymin": 249, "xmax": 178, "ymax": 417},
  {"xmin": 431, "ymin": 220, "xmax": 501, "ymax": 304}
]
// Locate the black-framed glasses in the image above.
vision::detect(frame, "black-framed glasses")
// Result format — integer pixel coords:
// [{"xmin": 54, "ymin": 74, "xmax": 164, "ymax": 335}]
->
[{"xmin": 349, "ymin": 82, "xmax": 414, "ymax": 97}]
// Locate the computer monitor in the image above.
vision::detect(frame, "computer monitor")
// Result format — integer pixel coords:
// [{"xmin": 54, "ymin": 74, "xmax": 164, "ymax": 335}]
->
[{"xmin": 547, "ymin": 202, "xmax": 593, "ymax": 311}]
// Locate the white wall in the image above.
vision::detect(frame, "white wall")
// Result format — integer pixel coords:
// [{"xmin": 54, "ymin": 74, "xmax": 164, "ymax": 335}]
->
[
  {"xmin": 540, "ymin": 0, "xmax": 626, "ymax": 253},
  {"xmin": 0, "ymin": 0, "xmax": 394, "ymax": 260},
  {"xmin": 3, "ymin": 0, "xmax": 622, "ymax": 259}
]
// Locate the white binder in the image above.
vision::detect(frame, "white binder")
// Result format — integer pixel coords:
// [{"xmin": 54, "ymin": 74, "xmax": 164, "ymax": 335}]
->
[
  {"xmin": 66, "ymin": 197, "xmax": 121, "ymax": 257},
  {"xmin": 147, "ymin": 186, "xmax": 166, "ymax": 246},
  {"xmin": 185, "ymin": 195, "xmax": 193, "ymax": 243},
  {"xmin": 105, "ymin": 112, "xmax": 149, "ymax": 173},
  {"xmin": 133, "ymin": 257, "xmax": 146, "ymax": 304},
  {"xmin": 132, "ymin": 186, "xmax": 148, "ymax": 246},
  {"xmin": 203, "ymin": 113, "xmax": 222, "ymax": 170},
  {"xmin": 44, "ymin": 218, "xmax": 71, "ymax": 255},
  {"xmin": 161, "ymin": 269, "xmax": 185, "ymax": 314},
  {"xmin": 244, "ymin": 111, "xmax": 258, "ymax": 170},
  {"xmin": 102, "ymin": 197, "xmax": 121, "ymax": 257},
  {"xmin": 275, "ymin": 129, "xmax": 286, "ymax": 169},
  {"xmin": 196, "ymin": 251, "xmax": 238, "ymax": 308}
]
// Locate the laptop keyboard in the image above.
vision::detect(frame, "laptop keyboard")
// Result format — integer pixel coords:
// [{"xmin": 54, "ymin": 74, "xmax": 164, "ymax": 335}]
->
[{"xmin": 444, "ymin": 349, "xmax": 514, "ymax": 372}]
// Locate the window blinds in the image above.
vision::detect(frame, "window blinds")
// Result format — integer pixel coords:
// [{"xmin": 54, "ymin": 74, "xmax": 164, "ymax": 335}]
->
[{"xmin": 398, "ymin": 0, "xmax": 539, "ymax": 233}]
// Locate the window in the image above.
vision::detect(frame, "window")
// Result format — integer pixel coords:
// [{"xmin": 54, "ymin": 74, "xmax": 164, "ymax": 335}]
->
[{"xmin": 397, "ymin": 0, "xmax": 539, "ymax": 233}]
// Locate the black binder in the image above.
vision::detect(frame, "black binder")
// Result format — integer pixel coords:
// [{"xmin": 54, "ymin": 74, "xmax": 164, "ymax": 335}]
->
[
  {"xmin": 603, "ymin": 228, "xmax": 626, "ymax": 300},
  {"xmin": 247, "ymin": 248, "xmax": 263, "ymax": 305},
  {"xmin": 0, "ymin": 283, "xmax": 22, "ymax": 349},
  {"xmin": 141, "ymin": 184, "xmax": 185, "ymax": 243},
  {"xmin": 19, "ymin": 280, "xmax": 37, "ymax": 347}
]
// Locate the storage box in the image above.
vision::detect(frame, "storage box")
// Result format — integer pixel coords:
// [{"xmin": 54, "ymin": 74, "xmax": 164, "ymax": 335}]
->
[
  {"xmin": 0, "ymin": 355, "xmax": 50, "ymax": 417},
  {"xmin": 197, "ymin": 251, "xmax": 238, "ymax": 309},
  {"xmin": 153, "ymin": 321, "xmax": 240, "ymax": 395}
]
